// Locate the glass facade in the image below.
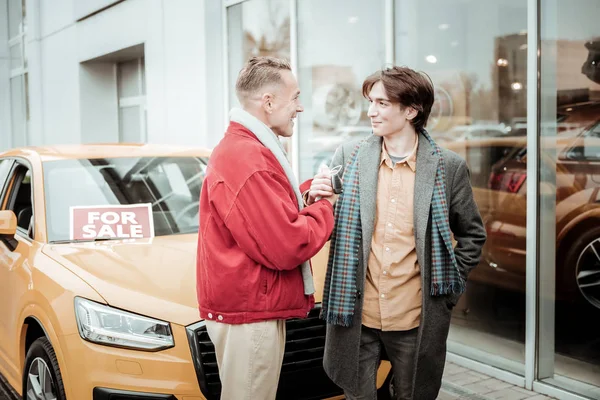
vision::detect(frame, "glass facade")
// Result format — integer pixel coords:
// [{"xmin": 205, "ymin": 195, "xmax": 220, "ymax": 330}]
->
[
  {"xmin": 538, "ymin": 0, "xmax": 600, "ymax": 397},
  {"xmin": 8, "ymin": 0, "xmax": 28, "ymax": 148},
  {"xmin": 227, "ymin": 0, "xmax": 292, "ymax": 151},
  {"xmin": 117, "ymin": 58, "xmax": 147, "ymax": 143},
  {"xmin": 224, "ymin": 1, "xmax": 600, "ymax": 398},
  {"xmin": 393, "ymin": 0, "xmax": 530, "ymax": 374},
  {"xmin": 296, "ymin": 0, "xmax": 385, "ymax": 180},
  {"xmin": 9, "ymin": 76, "xmax": 26, "ymax": 148}
]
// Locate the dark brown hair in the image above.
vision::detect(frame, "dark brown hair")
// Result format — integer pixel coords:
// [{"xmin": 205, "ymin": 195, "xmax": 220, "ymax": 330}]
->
[{"xmin": 362, "ymin": 66, "xmax": 435, "ymax": 131}]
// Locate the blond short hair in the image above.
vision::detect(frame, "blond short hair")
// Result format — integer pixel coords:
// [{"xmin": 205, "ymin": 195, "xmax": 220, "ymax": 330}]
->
[{"xmin": 235, "ymin": 56, "xmax": 291, "ymax": 105}]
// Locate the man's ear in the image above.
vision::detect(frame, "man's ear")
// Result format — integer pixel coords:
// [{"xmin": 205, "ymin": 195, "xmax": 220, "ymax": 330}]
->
[
  {"xmin": 262, "ymin": 93, "xmax": 275, "ymax": 114},
  {"xmin": 406, "ymin": 107, "xmax": 418, "ymax": 121}
]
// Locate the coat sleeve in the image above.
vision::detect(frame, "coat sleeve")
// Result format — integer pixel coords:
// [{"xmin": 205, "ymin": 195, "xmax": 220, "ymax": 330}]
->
[
  {"xmin": 220, "ymin": 170, "xmax": 335, "ymax": 271},
  {"xmin": 449, "ymin": 159, "xmax": 487, "ymax": 280}
]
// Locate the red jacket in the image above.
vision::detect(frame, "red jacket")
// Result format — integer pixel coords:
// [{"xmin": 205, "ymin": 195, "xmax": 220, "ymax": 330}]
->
[{"xmin": 197, "ymin": 122, "xmax": 335, "ymax": 324}]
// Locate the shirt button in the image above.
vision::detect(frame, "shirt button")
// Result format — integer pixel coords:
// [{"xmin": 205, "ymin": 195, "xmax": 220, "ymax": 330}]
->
[
  {"xmin": 388, "ymin": 223, "xmax": 392, "ymax": 227},
  {"xmin": 385, "ymin": 247, "xmax": 390, "ymax": 252},
  {"xmin": 217, "ymin": 315, "xmax": 223, "ymax": 321},
  {"xmin": 380, "ymin": 294, "xmax": 385, "ymax": 299},
  {"xmin": 208, "ymin": 313, "xmax": 213, "ymax": 319},
  {"xmin": 391, "ymin": 199, "xmax": 396, "ymax": 203},
  {"xmin": 383, "ymin": 271, "xmax": 388, "ymax": 275}
]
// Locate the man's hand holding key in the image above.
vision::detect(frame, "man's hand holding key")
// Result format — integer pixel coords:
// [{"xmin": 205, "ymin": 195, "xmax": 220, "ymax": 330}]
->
[{"xmin": 308, "ymin": 164, "xmax": 340, "ymax": 206}]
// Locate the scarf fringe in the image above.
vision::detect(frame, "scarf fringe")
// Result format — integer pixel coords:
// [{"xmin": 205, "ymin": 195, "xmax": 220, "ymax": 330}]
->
[
  {"xmin": 430, "ymin": 281, "xmax": 466, "ymax": 296},
  {"xmin": 320, "ymin": 308, "xmax": 354, "ymax": 328}
]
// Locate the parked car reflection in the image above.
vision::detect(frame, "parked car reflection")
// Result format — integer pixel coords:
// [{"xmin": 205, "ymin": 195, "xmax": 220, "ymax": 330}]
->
[
  {"xmin": 444, "ymin": 115, "xmax": 600, "ymax": 310},
  {"xmin": 435, "ymin": 124, "xmax": 511, "ymax": 143}
]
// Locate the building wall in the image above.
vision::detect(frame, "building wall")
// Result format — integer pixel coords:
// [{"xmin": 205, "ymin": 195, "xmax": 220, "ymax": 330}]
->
[
  {"xmin": 0, "ymin": 0, "xmax": 10, "ymax": 151},
  {"xmin": 1, "ymin": 0, "xmax": 224, "ymax": 151}
]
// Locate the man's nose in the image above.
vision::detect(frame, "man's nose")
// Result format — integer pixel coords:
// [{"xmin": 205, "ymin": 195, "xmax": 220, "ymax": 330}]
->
[{"xmin": 367, "ymin": 103, "xmax": 377, "ymax": 117}]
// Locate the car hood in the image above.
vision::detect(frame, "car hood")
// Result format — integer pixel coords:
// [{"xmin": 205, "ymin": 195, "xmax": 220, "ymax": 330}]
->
[{"xmin": 42, "ymin": 234, "xmax": 200, "ymax": 326}]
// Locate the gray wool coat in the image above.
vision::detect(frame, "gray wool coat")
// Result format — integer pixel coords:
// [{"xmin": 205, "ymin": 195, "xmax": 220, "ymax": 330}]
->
[{"xmin": 322, "ymin": 133, "xmax": 487, "ymax": 399}]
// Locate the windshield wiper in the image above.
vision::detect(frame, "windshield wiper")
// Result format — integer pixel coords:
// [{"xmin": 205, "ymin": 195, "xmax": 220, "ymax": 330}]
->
[{"xmin": 49, "ymin": 237, "xmax": 123, "ymax": 244}]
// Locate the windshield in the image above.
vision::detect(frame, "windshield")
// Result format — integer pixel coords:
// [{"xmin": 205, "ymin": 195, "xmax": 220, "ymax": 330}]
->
[{"xmin": 43, "ymin": 156, "xmax": 208, "ymax": 243}]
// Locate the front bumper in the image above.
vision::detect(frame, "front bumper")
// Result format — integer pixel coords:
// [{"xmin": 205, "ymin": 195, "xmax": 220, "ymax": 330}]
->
[{"xmin": 60, "ymin": 323, "xmax": 203, "ymax": 400}]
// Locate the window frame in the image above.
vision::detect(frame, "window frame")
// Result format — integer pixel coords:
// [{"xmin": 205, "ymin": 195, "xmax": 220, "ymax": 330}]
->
[
  {"xmin": 8, "ymin": 0, "xmax": 29, "ymax": 148},
  {"xmin": 1, "ymin": 157, "xmax": 36, "ymax": 242},
  {"xmin": 0, "ymin": 159, "xmax": 16, "ymax": 204},
  {"xmin": 117, "ymin": 57, "xmax": 147, "ymax": 143}
]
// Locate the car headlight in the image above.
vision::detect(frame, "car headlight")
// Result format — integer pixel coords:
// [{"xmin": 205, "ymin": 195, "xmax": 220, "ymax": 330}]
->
[{"xmin": 74, "ymin": 297, "xmax": 174, "ymax": 351}]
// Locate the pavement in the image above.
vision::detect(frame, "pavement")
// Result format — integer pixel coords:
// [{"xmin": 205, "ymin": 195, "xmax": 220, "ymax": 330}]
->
[
  {"xmin": 440, "ymin": 362, "xmax": 555, "ymax": 400},
  {"xmin": 0, "ymin": 361, "xmax": 557, "ymax": 400}
]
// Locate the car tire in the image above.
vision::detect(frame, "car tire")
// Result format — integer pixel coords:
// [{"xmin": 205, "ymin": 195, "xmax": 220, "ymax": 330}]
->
[
  {"xmin": 22, "ymin": 337, "xmax": 66, "ymax": 400},
  {"xmin": 563, "ymin": 225, "xmax": 600, "ymax": 310}
]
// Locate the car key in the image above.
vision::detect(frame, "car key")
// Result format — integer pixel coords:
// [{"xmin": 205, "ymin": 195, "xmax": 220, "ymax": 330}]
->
[{"xmin": 330, "ymin": 165, "xmax": 343, "ymax": 194}]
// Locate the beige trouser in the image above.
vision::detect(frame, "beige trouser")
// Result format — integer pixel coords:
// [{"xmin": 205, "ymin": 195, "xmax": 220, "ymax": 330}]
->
[{"xmin": 205, "ymin": 319, "xmax": 286, "ymax": 400}]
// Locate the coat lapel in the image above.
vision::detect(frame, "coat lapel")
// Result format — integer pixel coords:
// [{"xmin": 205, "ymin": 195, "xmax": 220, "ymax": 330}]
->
[
  {"xmin": 414, "ymin": 135, "xmax": 439, "ymax": 262},
  {"xmin": 358, "ymin": 135, "xmax": 382, "ymax": 269}
]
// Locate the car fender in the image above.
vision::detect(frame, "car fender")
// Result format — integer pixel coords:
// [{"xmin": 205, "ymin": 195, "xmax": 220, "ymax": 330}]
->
[
  {"xmin": 16, "ymin": 304, "xmax": 74, "ymax": 399},
  {"xmin": 557, "ymin": 206, "xmax": 600, "ymax": 245},
  {"xmin": 15, "ymin": 258, "xmax": 105, "ymax": 398}
]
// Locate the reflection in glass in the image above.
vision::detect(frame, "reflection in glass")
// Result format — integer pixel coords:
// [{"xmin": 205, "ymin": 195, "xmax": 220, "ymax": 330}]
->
[
  {"xmin": 227, "ymin": 0, "xmax": 291, "ymax": 109},
  {"xmin": 394, "ymin": 0, "xmax": 528, "ymax": 371},
  {"xmin": 43, "ymin": 157, "xmax": 209, "ymax": 242},
  {"xmin": 540, "ymin": 0, "xmax": 600, "ymax": 395},
  {"xmin": 297, "ymin": 0, "xmax": 385, "ymax": 180}
]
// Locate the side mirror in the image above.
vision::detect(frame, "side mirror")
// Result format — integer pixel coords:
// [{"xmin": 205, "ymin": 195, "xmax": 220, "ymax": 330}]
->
[{"xmin": 0, "ymin": 210, "xmax": 17, "ymax": 237}]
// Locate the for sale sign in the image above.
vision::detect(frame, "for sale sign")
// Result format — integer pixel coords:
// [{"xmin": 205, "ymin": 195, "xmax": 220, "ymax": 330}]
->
[{"xmin": 70, "ymin": 204, "xmax": 154, "ymax": 240}]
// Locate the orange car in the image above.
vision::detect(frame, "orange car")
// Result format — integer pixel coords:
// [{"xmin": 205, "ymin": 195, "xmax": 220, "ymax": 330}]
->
[
  {"xmin": 443, "ymin": 118, "xmax": 600, "ymax": 310},
  {"xmin": 0, "ymin": 145, "xmax": 391, "ymax": 400}
]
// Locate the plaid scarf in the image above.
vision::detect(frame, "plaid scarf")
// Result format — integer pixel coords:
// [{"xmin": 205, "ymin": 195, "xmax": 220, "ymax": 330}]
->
[{"xmin": 321, "ymin": 130, "xmax": 465, "ymax": 327}]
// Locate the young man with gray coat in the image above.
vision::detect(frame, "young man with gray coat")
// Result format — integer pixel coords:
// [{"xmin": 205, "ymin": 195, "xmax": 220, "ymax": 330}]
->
[{"xmin": 306, "ymin": 66, "xmax": 487, "ymax": 399}]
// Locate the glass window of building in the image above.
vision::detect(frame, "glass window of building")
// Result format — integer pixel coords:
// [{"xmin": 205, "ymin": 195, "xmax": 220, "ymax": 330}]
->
[
  {"xmin": 220, "ymin": 0, "xmax": 600, "ymax": 397},
  {"xmin": 394, "ymin": 0, "xmax": 528, "ymax": 373},
  {"xmin": 539, "ymin": 0, "xmax": 600, "ymax": 397},
  {"xmin": 296, "ymin": 0, "xmax": 385, "ymax": 180},
  {"xmin": 226, "ymin": 0, "xmax": 291, "ymax": 110},
  {"xmin": 117, "ymin": 57, "xmax": 147, "ymax": 143},
  {"xmin": 226, "ymin": 0, "xmax": 291, "ymax": 153},
  {"xmin": 8, "ymin": 0, "xmax": 28, "ymax": 148}
]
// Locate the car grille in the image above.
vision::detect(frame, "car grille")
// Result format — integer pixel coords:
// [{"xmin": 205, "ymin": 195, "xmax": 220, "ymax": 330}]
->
[{"xmin": 186, "ymin": 305, "xmax": 343, "ymax": 400}]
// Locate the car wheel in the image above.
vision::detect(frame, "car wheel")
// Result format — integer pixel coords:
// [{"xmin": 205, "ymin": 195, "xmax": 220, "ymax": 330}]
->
[
  {"xmin": 563, "ymin": 226, "xmax": 600, "ymax": 310},
  {"xmin": 22, "ymin": 337, "xmax": 66, "ymax": 400}
]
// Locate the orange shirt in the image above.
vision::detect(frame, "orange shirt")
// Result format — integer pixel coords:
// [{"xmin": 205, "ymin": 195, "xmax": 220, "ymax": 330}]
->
[{"xmin": 362, "ymin": 136, "xmax": 422, "ymax": 331}]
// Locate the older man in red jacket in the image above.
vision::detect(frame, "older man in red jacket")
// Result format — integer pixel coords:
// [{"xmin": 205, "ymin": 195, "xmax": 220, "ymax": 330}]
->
[{"xmin": 196, "ymin": 56, "xmax": 337, "ymax": 400}]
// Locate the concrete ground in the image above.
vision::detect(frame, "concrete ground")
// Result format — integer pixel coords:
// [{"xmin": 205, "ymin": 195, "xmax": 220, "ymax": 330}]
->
[{"xmin": 440, "ymin": 362, "xmax": 555, "ymax": 400}]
